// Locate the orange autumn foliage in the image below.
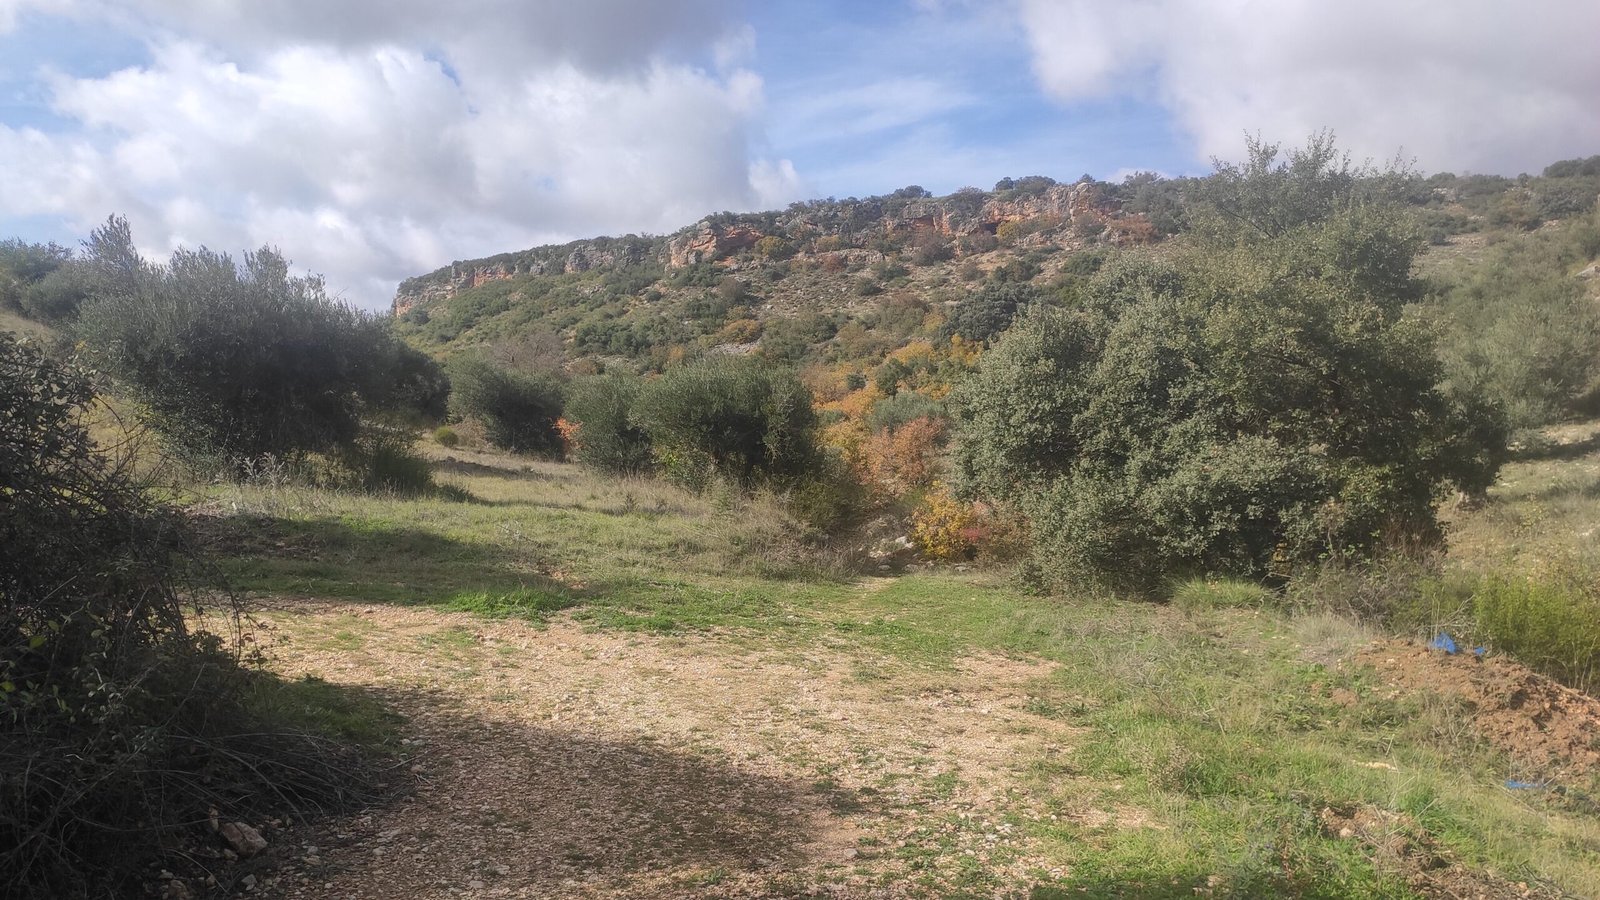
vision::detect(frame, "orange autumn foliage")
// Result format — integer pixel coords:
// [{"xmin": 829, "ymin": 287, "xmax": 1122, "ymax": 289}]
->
[{"xmin": 862, "ymin": 416, "xmax": 945, "ymax": 494}]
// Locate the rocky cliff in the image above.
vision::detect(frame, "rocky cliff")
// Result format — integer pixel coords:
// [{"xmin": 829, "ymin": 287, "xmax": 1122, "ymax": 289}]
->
[{"xmin": 393, "ymin": 180, "xmax": 1131, "ymax": 316}]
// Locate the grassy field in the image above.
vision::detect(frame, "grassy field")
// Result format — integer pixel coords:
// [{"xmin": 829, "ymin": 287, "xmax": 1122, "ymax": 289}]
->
[{"xmin": 197, "ymin": 439, "xmax": 1600, "ymax": 898}]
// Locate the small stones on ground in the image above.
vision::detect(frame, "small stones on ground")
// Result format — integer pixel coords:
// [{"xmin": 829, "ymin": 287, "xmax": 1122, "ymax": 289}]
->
[{"xmin": 220, "ymin": 821, "xmax": 269, "ymax": 857}]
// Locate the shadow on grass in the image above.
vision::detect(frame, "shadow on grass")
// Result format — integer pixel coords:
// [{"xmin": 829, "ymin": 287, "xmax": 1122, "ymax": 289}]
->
[
  {"xmin": 1510, "ymin": 431, "xmax": 1600, "ymax": 463},
  {"xmin": 195, "ymin": 512, "xmax": 575, "ymax": 611},
  {"xmin": 305, "ymin": 688, "xmax": 859, "ymax": 891},
  {"xmin": 195, "ymin": 512, "xmax": 846, "ymax": 632},
  {"xmin": 1522, "ymin": 473, "xmax": 1600, "ymax": 503},
  {"xmin": 433, "ymin": 454, "xmax": 560, "ymax": 480}
]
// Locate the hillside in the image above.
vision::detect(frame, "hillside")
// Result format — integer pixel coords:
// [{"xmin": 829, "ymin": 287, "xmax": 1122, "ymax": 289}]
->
[
  {"xmin": 390, "ymin": 158, "xmax": 1600, "ymax": 379},
  {"xmin": 7, "ymin": 144, "xmax": 1600, "ymax": 899}
]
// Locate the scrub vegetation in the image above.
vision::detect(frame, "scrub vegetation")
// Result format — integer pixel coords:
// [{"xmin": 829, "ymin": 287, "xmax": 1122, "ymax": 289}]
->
[{"xmin": 4, "ymin": 136, "xmax": 1600, "ymax": 897}]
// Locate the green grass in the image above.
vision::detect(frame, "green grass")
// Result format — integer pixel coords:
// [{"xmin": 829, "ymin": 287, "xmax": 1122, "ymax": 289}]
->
[
  {"xmin": 202, "ymin": 447, "xmax": 853, "ymax": 631},
  {"xmin": 197, "ymin": 446, "xmax": 1600, "ymax": 897},
  {"xmin": 1444, "ymin": 420, "xmax": 1600, "ymax": 573},
  {"xmin": 242, "ymin": 673, "xmax": 404, "ymax": 749}
]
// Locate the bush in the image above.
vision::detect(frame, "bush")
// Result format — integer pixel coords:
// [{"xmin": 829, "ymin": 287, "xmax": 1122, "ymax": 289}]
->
[
  {"xmin": 447, "ymin": 354, "xmax": 565, "ymax": 454},
  {"xmin": 1284, "ymin": 556, "xmax": 1457, "ymax": 628},
  {"xmin": 954, "ymin": 137, "xmax": 1504, "ymax": 595},
  {"xmin": 0, "ymin": 240, "xmax": 70, "ymax": 313},
  {"xmin": 941, "ymin": 281, "xmax": 1042, "ymax": 344},
  {"xmin": 635, "ymin": 356, "xmax": 818, "ymax": 490},
  {"xmin": 19, "ymin": 263, "xmax": 94, "ymax": 323},
  {"xmin": 338, "ymin": 426, "xmax": 435, "ymax": 494},
  {"xmin": 565, "ymin": 374, "xmax": 653, "ymax": 475},
  {"xmin": 1474, "ymin": 569, "xmax": 1600, "ymax": 694},
  {"xmin": 861, "ymin": 415, "xmax": 946, "ymax": 494},
  {"xmin": 911, "ymin": 484, "xmax": 978, "ymax": 561},
  {"xmin": 433, "ymin": 425, "xmax": 461, "ymax": 447},
  {"xmin": 1431, "ymin": 207, "xmax": 1600, "ymax": 427},
  {"xmin": 1171, "ymin": 578, "xmax": 1276, "ymax": 612},
  {"xmin": 866, "ymin": 390, "xmax": 943, "ymax": 434},
  {"xmin": 783, "ymin": 450, "xmax": 868, "ymax": 533},
  {"xmin": 0, "ymin": 334, "xmax": 370, "ymax": 896},
  {"xmin": 75, "ymin": 219, "xmax": 445, "ymax": 466},
  {"xmin": 911, "ymin": 235, "xmax": 954, "ymax": 265}
]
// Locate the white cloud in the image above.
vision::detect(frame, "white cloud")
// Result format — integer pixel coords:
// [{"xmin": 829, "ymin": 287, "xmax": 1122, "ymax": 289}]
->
[
  {"xmin": 774, "ymin": 78, "xmax": 979, "ymax": 148},
  {"xmin": 0, "ymin": 2, "xmax": 801, "ymax": 308},
  {"xmin": 1017, "ymin": 0, "xmax": 1600, "ymax": 174}
]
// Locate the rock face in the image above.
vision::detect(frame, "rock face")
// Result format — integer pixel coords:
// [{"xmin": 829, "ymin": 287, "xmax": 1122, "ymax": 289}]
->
[
  {"xmin": 391, "ymin": 181, "xmax": 1123, "ymax": 316},
  {"xmin": 393, "ymin": 236, "xmax": 665, "ymax": 317},
  {"xmin": 668, "ymin": 222, "xmax": 766, "ymax": 268}
]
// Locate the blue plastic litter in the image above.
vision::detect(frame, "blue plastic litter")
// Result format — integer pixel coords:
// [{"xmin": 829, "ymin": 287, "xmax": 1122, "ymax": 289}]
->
[
  {"xmin": 1506, "ymin": 780, "xmax": 1549, "ymax": 790},
  {"xmin": 1473, "ymin": 646, "xmax": 1487, "ymax": 657},
  {"xmin": 1429, "ymin": 632, "xmax": 1458, "ymax": 654}
]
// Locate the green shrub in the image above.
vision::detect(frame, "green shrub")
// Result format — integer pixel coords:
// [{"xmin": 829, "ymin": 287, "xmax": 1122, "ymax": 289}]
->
[
  {"xmin": 0, "ymin": 333, "xmax": 371, "ymax": 897},
  {"xmin": 1171, "ymin": 577, "xmax": 1276, "ymax": 612},
  {"xmin": 1431, "ymin": 207, "xmax": 1600, "ymax": 427},
  {"xmin": 1474, "ymin": 569, "xmax": 1600, "ymax": 693},
  {"xmin": 954, "ymin": 137, "xmax": 1504, "ymax": 595},
  {"xmin": 433, "ymin": 425, "xmax": 461, "ymax": 447},
  {"xmin": 635, "ymin": 356, "xmax": 818, "ymax": 490},
  {"xmin": 447, "ymin": 354, "xmax": 565, "ymax": 454},
  {"xmin": 941, "ymin": 281, "xmax": 1042, "ymax": 344},
  {"xmin": 0, "ymin": 240, "xmax": 70, "ymax": 313},
  {"xmin": 19, "ymin": 263, "xmax": 94, "ymax": 323},
  {"xmin": 74, "ymin": 218, "xmax": 446, "ymax": 466},
  {"xmin": 339, "ymin": 426, "xmax": 435, "ymax": 494},
  {"xmin": 565, "ymin": 374, "xmax": 653, "ymax": 475},
  {"xmin": 782, "ymin": 450, "xmax": 868, "ymax": 534},
  {"xmin": 866, "ymin": 390, "xmax": 943, "ymax": 434}
]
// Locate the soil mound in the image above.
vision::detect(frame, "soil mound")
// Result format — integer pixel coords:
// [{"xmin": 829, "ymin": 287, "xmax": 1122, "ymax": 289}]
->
[{"xmin": 1359, "ymin": 640, "xmax": 1600, "ymax": 778}]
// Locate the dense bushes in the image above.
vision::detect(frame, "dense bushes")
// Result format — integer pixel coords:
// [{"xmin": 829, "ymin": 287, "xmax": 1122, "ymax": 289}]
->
[
  {"xmin": 634, "ymin": 357, "xmax": 819, "ymax": 490},
  {"xmin": 942, "ymin": 281, "xmax": 1043, "ymax": 344},
  {"xmin": 564, "ymin": 374, "xmax": 653, "ymax": 474},
  {"xmin": 447, "ymin": 354, "xmax": 565, "ymax": 454},
  {"xmin": 1472, "ymin": 569, "xmax": 1600, "ymax": 694},
  {"xmin": 75, "ymin": 219, "xmax": 446, "ymax": 467},
  {"xmin": 0, "ymin": 334, "xmax": 367, "ymax": 897},
  {"xmin": 955, "ymin": 137, "xmax": 1505, "ymax": 594},
  {"xmin": 0, "ymin": 239, "xmax": 79, "ymax": 321},
  {"xmin": 560, "ymin": 358, "xmax": 863, "ymax": 530},
  {"xmin": 1430, "ymin": 207, "xmax": 1600, "ymax": 428}
]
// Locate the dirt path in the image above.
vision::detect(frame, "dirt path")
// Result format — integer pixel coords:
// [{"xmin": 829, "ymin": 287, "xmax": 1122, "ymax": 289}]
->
[{"xmin": 252, "ymin": 588, "xmax": 1078, "ymax": 898}]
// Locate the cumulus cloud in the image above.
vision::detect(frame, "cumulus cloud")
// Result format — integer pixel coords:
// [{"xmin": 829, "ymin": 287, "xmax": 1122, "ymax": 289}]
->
[
  {"xmin": 1017, "ymin": 0, "xmax": 1600, "ymax": 175},
  {"xmin": 0, "ymin": 1, "xmax": 801, "ymax": 307}
]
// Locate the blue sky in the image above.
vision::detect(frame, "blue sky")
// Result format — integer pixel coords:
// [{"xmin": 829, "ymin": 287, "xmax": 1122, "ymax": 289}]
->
[{"xmin": 1, "ymin": 0, "xmax": 1596, "ymax": 308}]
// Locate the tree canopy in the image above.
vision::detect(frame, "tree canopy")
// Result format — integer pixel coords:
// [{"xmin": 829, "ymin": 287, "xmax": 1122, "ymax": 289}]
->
[
  {"xmin": 954, "ymin": 137, "xmax": 1505, "ymax": 593},
  {"xmin": 74, "ymin": 218, "xmax": 445, "ymax": 466}
]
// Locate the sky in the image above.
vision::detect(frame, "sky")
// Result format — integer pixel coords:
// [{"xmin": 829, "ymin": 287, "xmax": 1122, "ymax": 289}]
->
[{"xmin": 1, "ymin": 0, "xmax": 1596, "ymax": 309}]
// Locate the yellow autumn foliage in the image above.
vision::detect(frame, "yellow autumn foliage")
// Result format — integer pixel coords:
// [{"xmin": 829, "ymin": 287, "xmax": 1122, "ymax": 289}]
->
[{"xmin": 910, "ymin": 483, "xmax": 978, "ymax": 561}]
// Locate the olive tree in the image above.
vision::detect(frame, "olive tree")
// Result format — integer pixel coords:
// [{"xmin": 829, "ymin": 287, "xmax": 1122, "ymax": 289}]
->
[
  {"xmin": 634, "ymin": 356, "xmax": 818, "ymax": 490},
  {"xmin": 76, "ymin": 219, "xmax": 446, "ymax": 466}
]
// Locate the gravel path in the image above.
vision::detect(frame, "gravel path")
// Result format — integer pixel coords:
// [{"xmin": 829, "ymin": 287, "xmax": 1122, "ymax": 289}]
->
[{"xmin": 252, "ymin": 594, "xmax": 1077, "ymax": 899}]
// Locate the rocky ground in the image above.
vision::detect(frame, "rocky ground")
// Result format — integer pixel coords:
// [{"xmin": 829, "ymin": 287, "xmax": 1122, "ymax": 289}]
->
[{"xmin": 240, "ymin": 594, "xmax": 1078, "ymax": 899}]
